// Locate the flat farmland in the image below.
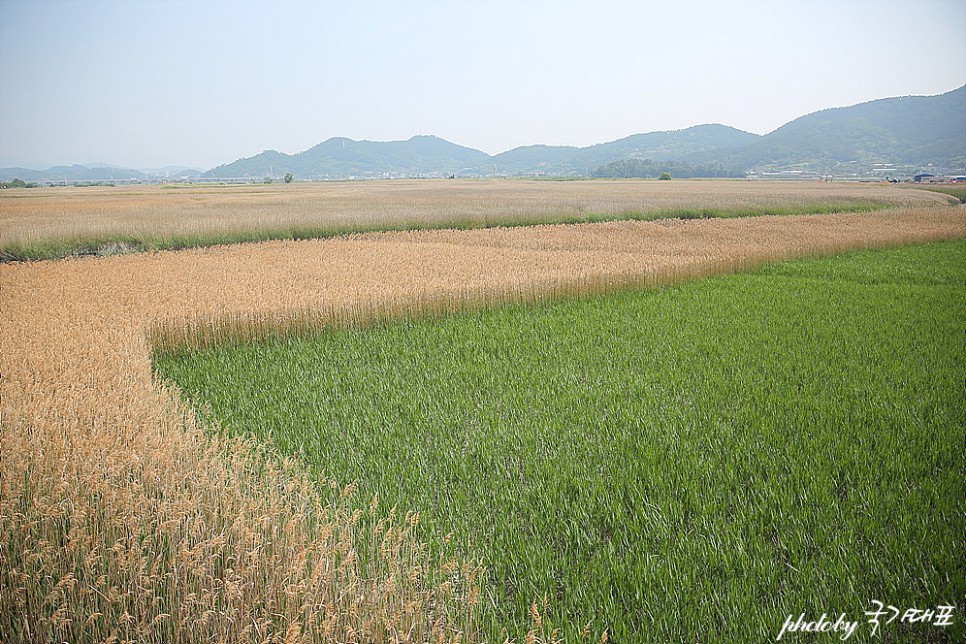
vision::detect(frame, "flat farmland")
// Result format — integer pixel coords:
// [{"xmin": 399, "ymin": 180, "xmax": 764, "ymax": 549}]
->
[
  {"xmin": 158, "ymin": 240, "xmax": 966, "ymax": 641},
  {"xmin": 0, "ymin": 179, "xmax": 953, "ymax": 260},
  {"xmin": 1, "ymin": 180, "xmax": 964, "ymax": 642}
]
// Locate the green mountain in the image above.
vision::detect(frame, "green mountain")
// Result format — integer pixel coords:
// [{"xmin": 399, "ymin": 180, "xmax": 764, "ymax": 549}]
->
[
  {"xmin": 716, "ymin": 85, "xmax": 966, "ymax": 172},
  {"xmin": 488, "ymin": 144, "xmax": 581, "ymax": 174},
  {"xmin": 488, "ymin": 124, "xmax": 759, "ymax": 175},
  {"xmin": 205, "ymin": 125, "xmax": 759, "ymax": 179},
  {"xmin": 571, "ymin": 124, "xmax": 759, "ymax": 171},
  {"xmin": 205, "ymin": 135, "xmax": 489, "ymax": 179},
  {"xmin": 205, "ymin": 84, "xmax": 964, "ymax": 179},
  {"xmin": 205, "ymin": 150, "xmax": 294, "ymax": 179}
]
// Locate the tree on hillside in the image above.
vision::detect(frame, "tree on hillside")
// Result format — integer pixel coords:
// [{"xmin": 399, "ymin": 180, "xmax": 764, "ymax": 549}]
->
[{"xmin": 593, "ymin": 159, "xmax": 743, "ymax": 179}]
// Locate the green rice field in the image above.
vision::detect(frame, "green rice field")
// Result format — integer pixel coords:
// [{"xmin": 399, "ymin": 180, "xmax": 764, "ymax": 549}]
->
[{"xmin": 155, "ymin": 240, "xmax": 966, "ymax": 642}]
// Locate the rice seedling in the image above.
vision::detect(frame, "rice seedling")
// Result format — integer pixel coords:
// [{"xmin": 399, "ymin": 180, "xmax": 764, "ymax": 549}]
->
[{"xmin": 155, "ymin": 240, "xmax": 966, "ymax": 642}]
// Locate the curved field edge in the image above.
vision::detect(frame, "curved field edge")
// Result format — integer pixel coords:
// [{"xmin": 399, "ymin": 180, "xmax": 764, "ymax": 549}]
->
[
  {"xmin": 0, "ymin": 410, "xmax": 481, "ymax": 643},
  {"xmin": 2, "ymin": 207, "xmax": 964, "ymax": 643},
  {"xmin": 155, "ymin": 239, "xmax": 966, "ymax": 642},
  {"xmin": 0, "ymin": 201, "xmax": 893, "ymax": 263},
  {"xmin": 904, "ymin": 184, "xmax": 966, "ymax": 203},
  {"xmin": 1, "ymin": 180, "xmax": 955, "ymax": 262}
]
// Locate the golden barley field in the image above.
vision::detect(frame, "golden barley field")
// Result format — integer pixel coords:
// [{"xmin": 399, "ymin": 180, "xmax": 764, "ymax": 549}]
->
[
  {"xmin": 0, "ymin": 179, "xmax": 952, "ymax": 255},
  {"xmin": 1, "ymin": 179, "xmax": 964, "ymax": 642}
]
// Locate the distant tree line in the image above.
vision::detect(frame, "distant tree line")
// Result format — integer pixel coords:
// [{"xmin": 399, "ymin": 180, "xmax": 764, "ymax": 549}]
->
[
  {"xmin": 0, "ymin": 179, "xmax": 121, "ymax": 188},
  {"xmin": 592, "ymin": 158, "xmax": 745, "ymax": 179},
  {"xmin": 0, "ymin": 178, "xmax": 39, "ymax": 188}
]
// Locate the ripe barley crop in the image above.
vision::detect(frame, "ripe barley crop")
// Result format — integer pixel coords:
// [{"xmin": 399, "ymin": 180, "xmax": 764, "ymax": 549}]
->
[
  {"xmin": 0, "ymin": 179, "xmax": 953, "ymax": 260},
  {"xmin": 1, "ymin": 200, "xmax": 964, "ymax": 642}
]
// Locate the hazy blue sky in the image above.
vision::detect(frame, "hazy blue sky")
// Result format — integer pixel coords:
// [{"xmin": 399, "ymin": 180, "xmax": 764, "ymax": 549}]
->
[{"xmin": 1, "ymin": 0, "xmax": 963, "ymax": 170}]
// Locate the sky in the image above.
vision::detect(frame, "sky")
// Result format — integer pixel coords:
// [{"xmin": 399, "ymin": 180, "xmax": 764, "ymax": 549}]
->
[{"xmin": 1, "ymin": 0, "xmax": 964, "ymax": 170}]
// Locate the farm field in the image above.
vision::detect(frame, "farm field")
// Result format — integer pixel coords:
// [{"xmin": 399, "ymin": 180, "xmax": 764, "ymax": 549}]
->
[
  {"xmin": 1, "ymin": 182, "xmax": 964, "ymax": 642},
  {"xmin": 903, "ymin": 183, "xmax": 966, "ymax": 203},
  {"xmin": 0, "ymin": 179, "xmax": 954, "ymax": 261},
  {"xmin": 155, "ymin": 240, "xmax": 966, "ymax": 642}
]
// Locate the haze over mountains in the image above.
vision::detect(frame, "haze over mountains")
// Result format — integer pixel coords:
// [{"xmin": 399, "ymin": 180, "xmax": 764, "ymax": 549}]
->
[
  {"xmin": 0, "ymin": 164, "xmax": 203, "ymax": 184},
  {"xmin": 4, "ymin": 86, "xmax": 963, "ymax": 183}
]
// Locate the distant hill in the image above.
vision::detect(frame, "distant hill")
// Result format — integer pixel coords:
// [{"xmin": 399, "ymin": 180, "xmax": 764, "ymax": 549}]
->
[
  {"xmin": 571, "ymin": 124, "xmax": 760, "ymax": 171},
  {"xmin": 0, "ymin": 164, "xmax": 149, "ymax": 183},
  {"xmin": 203, "ymin": 86, "xmax": 964, "ymax": 179},
  {"xmin": 205, "ymin": 135, "xmax": 489, "ymax": 179},
  {"xmin": 0, "ymin": 164, "xmax": 204, "ymax": 183},
  {"xmin": 488, "ymin": 144, "xmax": 581, "ymax": 175},
  {"xmin": 489, "ymin": 124, "xmax": 759, "ymax": 175},
  {"xmin": 707, "ymin": 85, "xmax": 966, "ymax": 172},
  {"xmin": 203, "ymin": 125, "xmax": 760, "ymax": 179},
  {"xmin": 4, "ymin": 86, "xmax": 962, "ymax": 182}
]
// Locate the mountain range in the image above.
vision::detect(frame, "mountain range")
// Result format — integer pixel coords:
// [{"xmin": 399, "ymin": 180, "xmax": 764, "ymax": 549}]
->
[
  {"xmin": 0, "ymin": 164, "xmax": 202, "ymax": 183},
  {"xmin": 3, "ymin": 86, "xmax": 963, "ymax": 183}
]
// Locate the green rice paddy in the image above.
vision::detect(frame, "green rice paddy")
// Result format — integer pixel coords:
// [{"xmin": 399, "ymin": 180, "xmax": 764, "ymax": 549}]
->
[{"xmin": 154, "ymin": 240, "xmax": 965, "ymax": 642}]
